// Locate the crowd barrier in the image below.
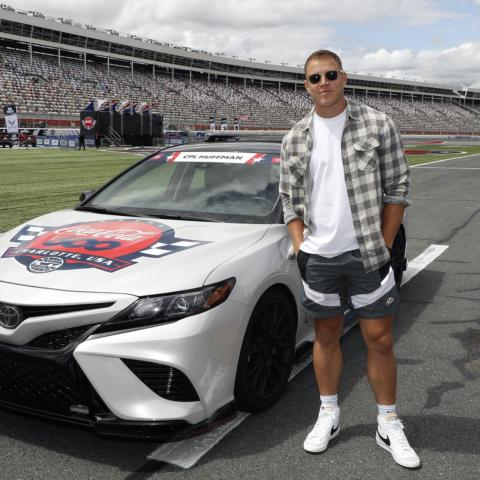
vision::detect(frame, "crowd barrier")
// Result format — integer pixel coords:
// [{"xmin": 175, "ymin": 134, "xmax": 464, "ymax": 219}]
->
[{"xmin": 36, "ymin": 135, "xmax": 94, "ymax": 148}]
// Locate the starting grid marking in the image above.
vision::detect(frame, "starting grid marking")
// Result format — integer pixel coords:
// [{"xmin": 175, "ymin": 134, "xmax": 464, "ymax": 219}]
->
[{"xmin": 147, "ymin": 243, "xmax": 449, "ymax": 470}]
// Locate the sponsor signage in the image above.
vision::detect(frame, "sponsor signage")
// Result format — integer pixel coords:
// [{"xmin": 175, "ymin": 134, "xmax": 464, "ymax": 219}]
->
[
  {"xmin": 209, "ymin": 115, "xmax": 216, "ymax": 130},
  {"xmin": 82, "ymin": 116, "xmax": 97, "ymax": 130},
  {"xmin": 2, "ymin": 220, "xmax": 208, "ymax": 274},
  {"xmin": 4, "ymin": 104, "xmax": 19, "ymax": 134},
  {"xmin": 151, "ymin": 151, "xmax": 280, "ymax": 165}
]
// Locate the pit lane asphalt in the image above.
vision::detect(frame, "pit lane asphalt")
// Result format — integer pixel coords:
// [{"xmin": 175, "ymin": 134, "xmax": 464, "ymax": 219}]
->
[{"xmin": 0, "ymin": 154, "xmax": 479, "ymax": 480}]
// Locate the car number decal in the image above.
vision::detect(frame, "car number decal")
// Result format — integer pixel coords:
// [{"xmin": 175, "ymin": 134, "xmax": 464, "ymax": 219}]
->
[{"xmin": 2, "ymin": 219, "xmax": 208, "ymax": 273}]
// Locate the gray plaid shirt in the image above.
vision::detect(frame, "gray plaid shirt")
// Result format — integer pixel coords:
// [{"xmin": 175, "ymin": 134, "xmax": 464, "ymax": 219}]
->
[{"xmin": 280, "ymin": 101, "xmax": 411, "ymax": 273}]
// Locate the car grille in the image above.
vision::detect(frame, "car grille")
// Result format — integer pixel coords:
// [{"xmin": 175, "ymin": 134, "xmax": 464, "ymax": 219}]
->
[
  {"xmin": 0, "ymin": 347, "xmax": 111, "ymax": 420},
  {"xmin": 122, "ymin": 359, "xmax": 199, "ymax": 402},
  {"xmin": 0, "ymin": 351, "xmax": 84, "ymax": 413},
  {"xmin": 8, "ymin": 302, "xmax": 114, "ymax": 319},
  {"xmin": 27, "ymin": 324, "xmax": 97, "ymax": 350}
]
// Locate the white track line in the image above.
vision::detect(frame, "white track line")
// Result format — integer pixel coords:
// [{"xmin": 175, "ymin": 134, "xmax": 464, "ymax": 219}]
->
[
  {"xmin": 401, "ymin": 244, "xmax": 449, "ymax": 286},
  {"xmin": 411, "ymin": 153, "xmax": 480, "ymax": 168},
  {"xmin": 413, "ymin": 167, "xmax": 480, "ymax": 170},
  {"xmin": 148, "ymin": 243, "xmax": 449, "ymax": 469}
]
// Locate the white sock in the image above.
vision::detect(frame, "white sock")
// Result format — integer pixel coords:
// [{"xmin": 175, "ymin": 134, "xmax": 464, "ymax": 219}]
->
[
  {"xmin": 320, "ymin": 394, "xmax": 338, "ymax": 409},
  {"xmin": 377, "ymin": 403, "xmax": 396, "ymax": 416}
]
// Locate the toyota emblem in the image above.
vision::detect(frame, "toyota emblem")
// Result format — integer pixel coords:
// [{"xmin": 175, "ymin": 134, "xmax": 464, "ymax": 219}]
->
[{"xmin": 0, "ymin": 304, "xmax": 24, "ymax": 329}]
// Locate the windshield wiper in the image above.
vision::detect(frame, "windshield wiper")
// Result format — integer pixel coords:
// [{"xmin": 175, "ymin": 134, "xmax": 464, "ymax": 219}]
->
[
  {"xmin": 78, "ymin": 206, "xmax": 222, "ymax": 222},
  {"xmin": 76, "ymin": 206, "xmax": 144, "ymax": 217},
  {"xmin": 148, "ymin": 213, "xmax": 223, "ymax": 223}
]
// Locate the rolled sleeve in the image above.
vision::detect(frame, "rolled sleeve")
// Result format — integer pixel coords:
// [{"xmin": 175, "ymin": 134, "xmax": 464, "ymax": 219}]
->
[
  {"xmin": 279, "ymin": 137, "xmax": 302, "ymax": 224},
  {"xmin": 380, "ymin": 116, "xmax": 411, "ymax": 207}
]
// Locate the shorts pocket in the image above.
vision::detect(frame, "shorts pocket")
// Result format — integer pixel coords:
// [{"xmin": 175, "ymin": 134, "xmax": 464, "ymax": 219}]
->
[{"xmin": 296, "ymin": 249, "xmax": 309, "ymax": 280}]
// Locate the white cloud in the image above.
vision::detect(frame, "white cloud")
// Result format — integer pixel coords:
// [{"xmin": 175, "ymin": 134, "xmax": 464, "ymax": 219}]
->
[
  {"xmin": 6, "ymin": 0, "xmax": 480, "ymax": 86},
  {"xmin": 345, "ymin": 43, "xmax": 480, "ymax": 86}
]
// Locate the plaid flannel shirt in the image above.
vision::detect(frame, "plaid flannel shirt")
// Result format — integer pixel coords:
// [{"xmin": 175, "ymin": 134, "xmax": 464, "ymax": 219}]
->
[{"xmin": 279, "ymin": 101, "xmax": 411, "ymax": 273}]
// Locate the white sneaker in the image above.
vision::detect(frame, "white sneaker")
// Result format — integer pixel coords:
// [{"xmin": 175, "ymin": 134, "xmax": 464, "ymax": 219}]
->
[
  {"xmin": 303, "ymin": 406, "xmax": 340, "ymax": 453},
  {"xmin": 376, "ymin": 413, "xmax": 421, "ymax": 468}
]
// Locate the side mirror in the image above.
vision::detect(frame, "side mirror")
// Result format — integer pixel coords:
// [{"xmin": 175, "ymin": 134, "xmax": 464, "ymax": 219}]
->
[{"xmin": 79, "ymin": 189, "xmax": 96, "ymax": 203}]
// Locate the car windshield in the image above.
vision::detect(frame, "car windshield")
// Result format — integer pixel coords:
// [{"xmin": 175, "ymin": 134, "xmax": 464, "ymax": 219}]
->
[{"xmin": 79, "ymin": 150, "xmax": 281, "ymax": 223}]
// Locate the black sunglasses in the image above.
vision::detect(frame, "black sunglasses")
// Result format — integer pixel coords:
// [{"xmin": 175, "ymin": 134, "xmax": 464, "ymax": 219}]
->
[{"xmin": 307, "ymin": 70, "xmax": 343, "ymax": 84}]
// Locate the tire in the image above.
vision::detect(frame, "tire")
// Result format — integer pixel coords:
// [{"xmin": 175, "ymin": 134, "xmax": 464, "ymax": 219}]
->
[
  {"xmin": 391, "ymin": 227, "xmax": 407, "ymax": 287},
  {"xmin": 234, "ymin": 289, "xmax": 296, "ymax": 412}
]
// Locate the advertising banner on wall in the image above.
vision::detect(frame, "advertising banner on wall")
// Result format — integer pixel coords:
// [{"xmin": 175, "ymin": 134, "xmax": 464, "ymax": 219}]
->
[
  {"xmin": 4, "ymin": 104, "xmax": 19, "ymax": 133},
  {"xmin": 80, "ymin": 111, "xmax": 98, "ymax": 136},
  {"xmin": 209, "ymin": 115, "xmax": 216, "ymax": 130}
]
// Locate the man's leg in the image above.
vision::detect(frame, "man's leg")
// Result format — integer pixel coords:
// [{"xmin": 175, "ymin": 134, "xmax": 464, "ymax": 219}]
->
[
  {"xmin": 303, "ymin": 314, "xmax": 343, "ymax": 453},
  {"xmin": 358, "ymin": 316, "xmax": 396, "ymax": 404},
  {"xmin": 313, "ymin": 314, "xmax": 344, "ymax": 395},
  {"xmin": 359, "ymin": 315, "xmax": 420, "ymax": 468},
  {"xmin": 296, "ymin": 250, "xmax": 346, "ymax": 453}
]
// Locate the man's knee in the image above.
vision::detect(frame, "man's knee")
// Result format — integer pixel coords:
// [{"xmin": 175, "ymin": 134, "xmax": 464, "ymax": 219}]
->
[
  {"xmin": 314, "ymin": 316, "xmax": 343, "ymax": 348},
  {"xmin": 363, "ymin": 326, "xmax": 394, "ymax": 353}
]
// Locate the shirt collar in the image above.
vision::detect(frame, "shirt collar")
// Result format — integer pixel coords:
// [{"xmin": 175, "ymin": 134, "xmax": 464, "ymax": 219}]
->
[{"xmin": 298, "ymin": 100, "xmax": 361, "ymax": 132}]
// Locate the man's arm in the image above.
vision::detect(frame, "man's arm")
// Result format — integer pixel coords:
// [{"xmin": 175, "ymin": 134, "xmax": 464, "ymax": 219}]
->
[
  {"xmin": 287, "ymin": 218, "xmax": 305, "ymax": 254},
  {"xmin": 381, "ymin": 204, "xmax": 405, "ymax": 249},
  {"xmin": 379, "ymin": 116, "xmax": 411, "ymax": 208}
]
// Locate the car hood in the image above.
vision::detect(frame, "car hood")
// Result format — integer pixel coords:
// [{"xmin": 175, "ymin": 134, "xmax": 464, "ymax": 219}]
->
[{"xmin": 0, "ymin": 210, "xmax": 269, "ymax": 296}]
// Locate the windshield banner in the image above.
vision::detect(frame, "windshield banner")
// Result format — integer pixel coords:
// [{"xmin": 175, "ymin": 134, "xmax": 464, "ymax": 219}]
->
[{"xmin": 150, "ymin": 151, "xmax": 280, "ymax": 165}]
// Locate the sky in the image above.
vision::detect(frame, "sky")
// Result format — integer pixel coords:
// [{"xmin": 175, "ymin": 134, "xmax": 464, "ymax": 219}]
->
[{"xmin": 6, "ymin": 0, "xmax": 480, "ymax": 88}]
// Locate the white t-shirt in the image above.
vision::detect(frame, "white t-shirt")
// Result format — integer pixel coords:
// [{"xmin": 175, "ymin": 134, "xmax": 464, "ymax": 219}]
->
[{"xmin": 300, "ymin": 109, "xmax": 359, "ymax": 257}]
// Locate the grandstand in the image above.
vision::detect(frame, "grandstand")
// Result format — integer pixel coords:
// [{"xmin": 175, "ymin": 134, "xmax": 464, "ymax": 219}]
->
[{"xmin": 1, "ymin": 5, "xmax": 480, "ymax": 135}]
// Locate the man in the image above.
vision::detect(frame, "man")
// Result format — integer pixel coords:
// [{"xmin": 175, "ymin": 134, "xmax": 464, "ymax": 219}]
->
[
  {"xmin": 279, "ymin": 50, "xmax": 420, "ymax": 469},
  {"xmin": 78, "ymin": 133, "xmax": 85, "ymax": 151}
]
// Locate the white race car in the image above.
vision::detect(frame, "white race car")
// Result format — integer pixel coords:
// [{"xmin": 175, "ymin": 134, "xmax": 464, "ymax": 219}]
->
[{"xmin": 0, "ymin": 138, "xmax": 406, "ymax": 439}]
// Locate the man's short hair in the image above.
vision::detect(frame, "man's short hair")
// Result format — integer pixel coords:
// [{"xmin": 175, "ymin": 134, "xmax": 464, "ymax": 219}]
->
[{"xmin": 304, "ymin": 50, "xmax": 343, "ymax": 74}]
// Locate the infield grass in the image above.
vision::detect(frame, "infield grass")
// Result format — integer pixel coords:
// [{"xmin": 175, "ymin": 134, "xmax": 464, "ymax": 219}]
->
[
  {"xmin": 1, "ymin": 143, "xmax": 480, "ymax": 232},
  {"xmin": 0, "ymin": 148, "xmax": 139, "ymax": 232}
]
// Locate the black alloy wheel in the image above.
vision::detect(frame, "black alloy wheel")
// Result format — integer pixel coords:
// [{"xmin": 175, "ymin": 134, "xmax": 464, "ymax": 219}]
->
[{"xmin": 234, "ymin": 289, "xmax": 296, "ymax": 412}]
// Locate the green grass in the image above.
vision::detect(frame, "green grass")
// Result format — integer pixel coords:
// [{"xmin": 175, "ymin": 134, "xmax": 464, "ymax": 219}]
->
[
  {"xmin": 1, "ymin": 143, "xmax": 479, "ymax": 232},
  {"xmin": 404, "ymin": 144, "xmax": 480, "ymax": 165},
  {"xmin": 0, "ymin": 148, "xmax": 139, "ymax": 231}
]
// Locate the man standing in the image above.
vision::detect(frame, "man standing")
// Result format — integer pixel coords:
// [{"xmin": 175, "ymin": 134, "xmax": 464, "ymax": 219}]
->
[
  {"xmin": 279, "ymin": 50, "xmax": 420, "ymax": 468},
  {"xmin": 78, "ymin": 133, "xmax": 85, "ymax": 151}
]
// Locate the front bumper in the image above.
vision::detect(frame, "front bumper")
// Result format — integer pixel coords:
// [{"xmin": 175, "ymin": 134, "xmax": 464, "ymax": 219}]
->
[{"xmin": 0, "ymin": 284, "xmax": 251, "ymax": 438}]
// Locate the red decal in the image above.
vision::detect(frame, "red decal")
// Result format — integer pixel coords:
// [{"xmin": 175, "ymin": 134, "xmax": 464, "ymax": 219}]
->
[
  {"xmin": 27, "ymin": 221, "xmax": 162, "ymax": 259},
  {"xmin": 167, "ymin": 151, "xmax": 181, "ymax": 163},
  {"xmin": 245, "ymin": 153, "xmax": 265, "ymax": 165}
]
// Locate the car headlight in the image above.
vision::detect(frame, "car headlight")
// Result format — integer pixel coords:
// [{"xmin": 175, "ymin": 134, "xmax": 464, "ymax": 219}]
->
[{"xmin": 94, "ymin": 278, "xmax": 236, "ymax": 334}]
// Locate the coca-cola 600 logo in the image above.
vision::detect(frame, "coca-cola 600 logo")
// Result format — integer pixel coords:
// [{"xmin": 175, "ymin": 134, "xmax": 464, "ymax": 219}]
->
[
  {"xmin": 81, "ymin": 116, "xmax": 96, "ymax": 130},
  {"xmin": 2, "ymin": 220, "xmax": 207, "ymax": 273}
]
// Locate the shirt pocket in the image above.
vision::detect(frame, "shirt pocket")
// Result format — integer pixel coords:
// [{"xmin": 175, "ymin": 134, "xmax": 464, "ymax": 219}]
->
[{"xmin": 353, "ymin": 138, "xmax": 380, "ymax": 172}]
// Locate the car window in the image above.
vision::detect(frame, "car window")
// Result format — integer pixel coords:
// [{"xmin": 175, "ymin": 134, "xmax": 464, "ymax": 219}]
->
[{"xmin": 83, "ymin": 151, "xmax": 281, "ymax": 223}]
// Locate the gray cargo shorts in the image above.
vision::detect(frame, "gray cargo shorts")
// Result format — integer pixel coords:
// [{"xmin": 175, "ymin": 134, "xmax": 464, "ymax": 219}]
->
[{"xmin": 296, "ymin": 249, "xmax": 399, "ymax": 319}]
